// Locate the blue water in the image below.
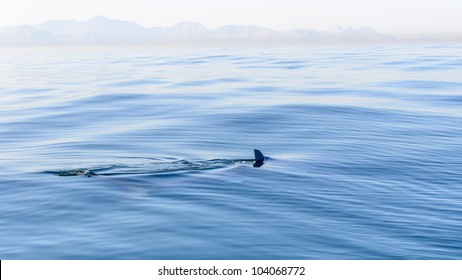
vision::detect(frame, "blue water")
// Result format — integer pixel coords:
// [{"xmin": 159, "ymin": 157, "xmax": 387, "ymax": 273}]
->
[{"xmin": 1, "ymin": 44, "xmax": 462, "ymax": 259}]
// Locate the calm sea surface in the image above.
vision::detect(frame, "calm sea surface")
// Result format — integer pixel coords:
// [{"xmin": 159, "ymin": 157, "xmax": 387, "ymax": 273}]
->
[{"xmin": 1, "ymin": 44, "xmax": 461, "ymax": 259}]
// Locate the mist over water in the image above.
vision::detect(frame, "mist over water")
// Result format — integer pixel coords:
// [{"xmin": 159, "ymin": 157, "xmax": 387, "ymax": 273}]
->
[{"xmin": 1, "ymin": 44, "xmax": 461, "ymax": 259}]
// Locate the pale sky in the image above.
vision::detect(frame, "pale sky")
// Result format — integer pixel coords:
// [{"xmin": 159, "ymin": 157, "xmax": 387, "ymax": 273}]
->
[{"xmin": 0, "ymin": 0, "xmax": 461, "ymax": 35}]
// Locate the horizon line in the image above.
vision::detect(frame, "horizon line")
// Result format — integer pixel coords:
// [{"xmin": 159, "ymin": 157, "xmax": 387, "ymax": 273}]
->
[
  {"xmin": 1, "ymin": 15, "xmax": 461, "ymax": 47},
  {"xmin": 2, "ymin": 15, "xmax": 461, "ymax": 37}
]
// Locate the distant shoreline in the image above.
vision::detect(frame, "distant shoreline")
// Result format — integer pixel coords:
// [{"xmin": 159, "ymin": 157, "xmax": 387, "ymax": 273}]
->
[{"xmin": 1, "ymin": 16, "xmax": 461, "ymax": 47}]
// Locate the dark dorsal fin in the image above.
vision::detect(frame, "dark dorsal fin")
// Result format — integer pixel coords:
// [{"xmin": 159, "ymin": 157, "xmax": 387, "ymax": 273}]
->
[{"xmin": 253, "ymin": 149, "xmax": 265, "ymax": 167}]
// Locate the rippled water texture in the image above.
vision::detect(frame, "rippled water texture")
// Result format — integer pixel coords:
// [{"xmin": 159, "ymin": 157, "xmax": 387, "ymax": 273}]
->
[{"xmin": 1, "ymin": 44, "xmax": 461, "ymax": 259}]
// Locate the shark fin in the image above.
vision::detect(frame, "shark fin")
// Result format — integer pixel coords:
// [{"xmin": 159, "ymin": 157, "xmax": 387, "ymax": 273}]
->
[{"xmin": 253, "ymin": 149, "xmax": 265, "ymax": 167}]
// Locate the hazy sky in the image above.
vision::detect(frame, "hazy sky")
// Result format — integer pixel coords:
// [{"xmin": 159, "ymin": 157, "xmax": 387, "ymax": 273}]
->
[{"xmin": 1, "ymin": 0, "xmax": 461, "ymax": 34}]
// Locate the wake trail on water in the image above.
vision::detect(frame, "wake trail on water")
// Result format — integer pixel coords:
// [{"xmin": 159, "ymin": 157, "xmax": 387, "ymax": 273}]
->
[{"xmin": 45, "ymin": 158, "xmax": 256, "ymax": 177}]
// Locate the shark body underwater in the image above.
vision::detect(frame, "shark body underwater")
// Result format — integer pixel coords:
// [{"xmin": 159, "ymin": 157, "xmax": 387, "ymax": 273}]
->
[
  {"xmin": 51, "ymin": 149, "xmax": 267, "ymax": 178},
  {"xmin": 87, "ymin": 149, "xmax": 266, "ymax": 177}
]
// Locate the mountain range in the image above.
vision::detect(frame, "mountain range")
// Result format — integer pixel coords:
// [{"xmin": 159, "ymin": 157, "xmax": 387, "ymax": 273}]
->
[{"xmin": 0, "ymin": 16, "xmax": 394, "ymax": 46}]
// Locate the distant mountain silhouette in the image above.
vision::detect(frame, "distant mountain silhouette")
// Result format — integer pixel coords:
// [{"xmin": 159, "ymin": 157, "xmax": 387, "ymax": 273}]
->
[{"xmin": 0, "ymin": 16, "xmax": 394, "ymax": 46}]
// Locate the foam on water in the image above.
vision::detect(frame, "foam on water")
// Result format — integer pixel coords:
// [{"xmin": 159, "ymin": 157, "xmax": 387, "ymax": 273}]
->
[{"xmin": 46, "ymin": 158, "xmax": 256, "ymax": 176}]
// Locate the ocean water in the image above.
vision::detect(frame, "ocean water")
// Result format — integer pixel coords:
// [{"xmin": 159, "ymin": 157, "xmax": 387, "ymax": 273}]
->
[{"xmin": 1, "ymin": 44, "xmax": 461, "ymax": 259}]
